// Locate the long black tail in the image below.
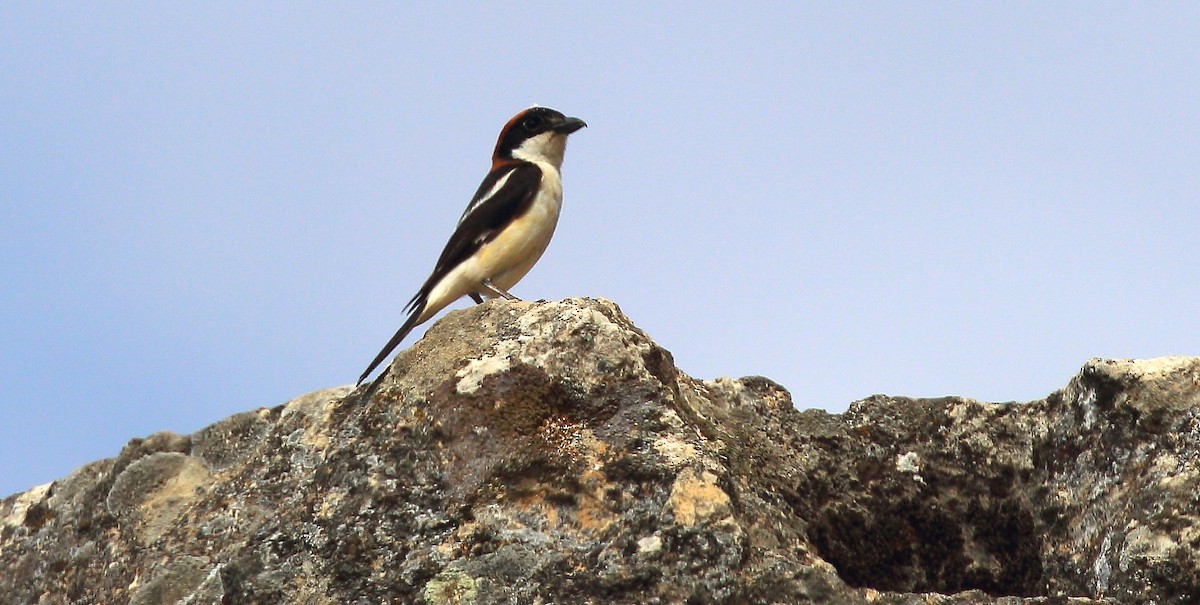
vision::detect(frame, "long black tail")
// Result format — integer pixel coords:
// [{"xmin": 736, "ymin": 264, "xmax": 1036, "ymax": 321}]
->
[{"xmin": 356, "ymin": 298, "xmax": 428, "ymax": 387}]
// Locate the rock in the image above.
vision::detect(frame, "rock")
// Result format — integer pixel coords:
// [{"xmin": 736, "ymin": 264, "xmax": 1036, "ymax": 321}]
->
[{"xmin": 1, "ymin": 297, "xmax": 1197, "ymax": 604}]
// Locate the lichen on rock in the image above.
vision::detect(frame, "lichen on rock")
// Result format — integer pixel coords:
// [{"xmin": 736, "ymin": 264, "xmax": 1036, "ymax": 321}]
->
[{"xmin": 1, "ymin": 298, "xmax": 1197, "ymax": 604}]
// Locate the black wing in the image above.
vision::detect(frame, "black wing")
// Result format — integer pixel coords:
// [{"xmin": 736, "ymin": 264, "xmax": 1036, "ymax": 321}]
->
[
  {"xmin": 406, "ymin": 160, "xmax": 543, "ymax": 312},
  {"xmin": 355, "ymin": 160, "xmax": 543, "ymax": 387}
]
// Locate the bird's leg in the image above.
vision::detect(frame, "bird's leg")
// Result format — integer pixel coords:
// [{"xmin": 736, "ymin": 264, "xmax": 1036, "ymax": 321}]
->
[
  {"xmin": 469, "ymin": 293, "xmax": 484, "ymax": 304},
  {"xmin": 481, "ymin": 279, "xmax": 521, "ymax": 301}
]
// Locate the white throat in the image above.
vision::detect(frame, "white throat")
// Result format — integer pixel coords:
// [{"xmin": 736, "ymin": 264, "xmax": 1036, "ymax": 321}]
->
[{"xmin": 511, "ymin": 132, "xmax": 568, "ymax": 170}]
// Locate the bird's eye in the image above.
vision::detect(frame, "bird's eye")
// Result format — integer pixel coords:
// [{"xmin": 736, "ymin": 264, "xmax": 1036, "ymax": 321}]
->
[{"xmin": 522, "ymin": 115, "xmax": 542, "ymax": 130}]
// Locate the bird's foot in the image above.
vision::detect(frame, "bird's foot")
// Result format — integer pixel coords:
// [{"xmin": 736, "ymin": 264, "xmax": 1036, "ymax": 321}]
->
[{"xmin": 482, "ymin": 280, "xmax": 521, "ymax": 301}]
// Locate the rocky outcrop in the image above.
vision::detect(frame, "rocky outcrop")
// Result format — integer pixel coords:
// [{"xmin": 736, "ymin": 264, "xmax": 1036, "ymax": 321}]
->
[{"xmin": 2, "ymin": 297, "xmax": 1198, "ymax": 604}]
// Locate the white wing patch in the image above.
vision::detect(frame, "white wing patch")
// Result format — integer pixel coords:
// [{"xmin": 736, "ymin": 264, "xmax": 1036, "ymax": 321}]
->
[{"xmin": 458, "ymin": 167, "xmax": 516, "ymax": 226}]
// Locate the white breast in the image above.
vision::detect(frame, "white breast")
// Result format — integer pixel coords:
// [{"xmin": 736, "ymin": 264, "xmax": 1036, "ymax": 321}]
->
[
  {"xmin": 479, "ymin": 162, "xmax": 562, "ymax": 292},
  {"xmin": 419, "ymin": 161, "xmax": 564, "ymax": 318}
]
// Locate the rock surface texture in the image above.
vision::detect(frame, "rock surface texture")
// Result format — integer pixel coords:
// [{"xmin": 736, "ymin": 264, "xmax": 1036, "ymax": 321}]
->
[{"xmin": 3, "ymin": 297, "xmax": 1198, "ymax": 604}]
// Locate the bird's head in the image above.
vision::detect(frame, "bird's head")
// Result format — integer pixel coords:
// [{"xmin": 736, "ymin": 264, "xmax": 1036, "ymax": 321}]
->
[{"xmin": 493, "ymin": 106, "xmax": 586, "ymax": 169}]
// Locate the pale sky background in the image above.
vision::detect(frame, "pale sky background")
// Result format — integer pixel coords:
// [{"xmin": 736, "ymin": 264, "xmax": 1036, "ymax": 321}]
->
[{"xmin": 2, "ymin": 4, "xmax": 1197, "ymax": 497}]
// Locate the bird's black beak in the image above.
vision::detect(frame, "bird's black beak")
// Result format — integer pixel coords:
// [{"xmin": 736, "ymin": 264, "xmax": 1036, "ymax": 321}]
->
[{"xmin": 555, "ymin": 116, "xmax": 587, "ymax": 134}]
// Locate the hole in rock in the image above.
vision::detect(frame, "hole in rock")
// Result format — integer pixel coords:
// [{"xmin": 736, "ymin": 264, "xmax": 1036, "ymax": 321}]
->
[{"xmin": 808, "ymin": 496, "xmax": 1045, "ymax": 597}]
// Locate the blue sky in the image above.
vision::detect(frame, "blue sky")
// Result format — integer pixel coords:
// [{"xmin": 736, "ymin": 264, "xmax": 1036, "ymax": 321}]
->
[{"xmin": 2, "ymin": 4, "xmax": 1197, "ymax": 496}]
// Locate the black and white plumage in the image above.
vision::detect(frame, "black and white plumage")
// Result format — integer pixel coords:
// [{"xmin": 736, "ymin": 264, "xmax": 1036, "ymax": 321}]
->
[{"xmin": 356, "ymin": 106, "xmax": 587, "ymax": 387}]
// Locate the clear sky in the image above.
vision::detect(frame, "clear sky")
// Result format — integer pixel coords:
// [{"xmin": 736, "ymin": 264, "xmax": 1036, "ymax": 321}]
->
[{"xmin": 2, "ymin": 4, "xmax": 1197, "ymax": 497}]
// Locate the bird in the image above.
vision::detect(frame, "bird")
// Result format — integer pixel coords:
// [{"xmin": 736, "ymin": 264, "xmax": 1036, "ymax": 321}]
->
[{"xmin": 356, "ymin": 106, "xmax": 587, "ymax": 389}]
